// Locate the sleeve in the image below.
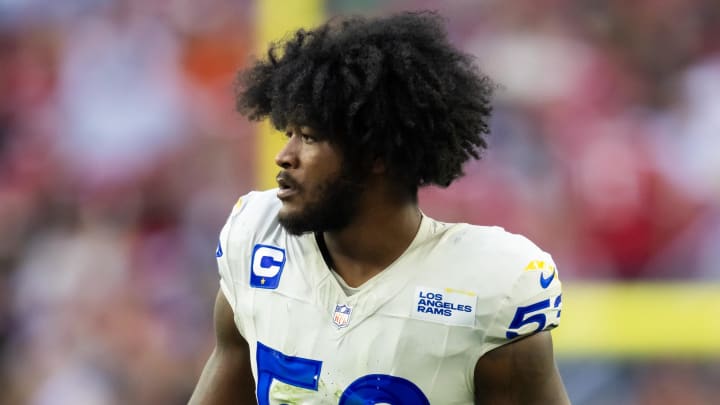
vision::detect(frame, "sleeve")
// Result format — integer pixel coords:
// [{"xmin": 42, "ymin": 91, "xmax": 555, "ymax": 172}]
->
[
  {"xmin": 215, "ymin": 194, "xmax": 250, "ymax": 317},
  {"xmin": 479, "ymin": 247, "xmax": 563, "ymax": 356}
]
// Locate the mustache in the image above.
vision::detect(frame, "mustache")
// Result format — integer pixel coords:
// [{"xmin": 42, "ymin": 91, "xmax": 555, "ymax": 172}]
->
[{"xmin": 276, "ymin": 171, "xmax": 301, "ymax": 190}]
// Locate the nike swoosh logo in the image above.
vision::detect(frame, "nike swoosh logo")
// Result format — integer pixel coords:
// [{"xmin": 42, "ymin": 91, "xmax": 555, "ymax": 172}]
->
[{"xmin": 539, "ymin": 269, "xmax": 556, "ymax": 289}]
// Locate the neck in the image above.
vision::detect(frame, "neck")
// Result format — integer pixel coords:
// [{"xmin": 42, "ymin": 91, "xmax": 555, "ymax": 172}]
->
[{"xmin": 321, "ymin": 189, "xmax": 422, "ymax": 288}]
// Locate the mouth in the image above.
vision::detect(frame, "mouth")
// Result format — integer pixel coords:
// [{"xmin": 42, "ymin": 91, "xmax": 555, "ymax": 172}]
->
[{"xmin": 276, "ymin": 173, "xmax": 299, "ymax": 200}]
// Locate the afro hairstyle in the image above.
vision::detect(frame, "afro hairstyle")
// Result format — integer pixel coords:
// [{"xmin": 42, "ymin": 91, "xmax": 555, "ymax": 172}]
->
[{"xmin": 237, "ymin": 11, "xmax": 494, "ymax": 189}]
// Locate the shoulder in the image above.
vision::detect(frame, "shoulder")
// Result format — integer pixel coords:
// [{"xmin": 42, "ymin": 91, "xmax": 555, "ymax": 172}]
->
[
  {"xmin": 218, "ymin": 189, "xmax": 284, "ymax": 245},
  {"xmin": 455, "ymin": 223, "xmax": 547, "ymax": 259},
  {"xmin": 430, "ymin": 221, "xmax": 555, "ymax": 291},
  {"xmin": 227, "ymin": 189, "xmax": 281, "ymax": 230},
  {"xmin": 216, "ymin": 189, "xmax": 283, "ymax": 281},
  {"xmin": 453, "ymin": 225, "xmax": 562, "ymax": 355},
  {"xmin": 215, "ymin": 189, "xmax": 285, "ymax": 333},
  {"xmin": 478, "ymin": 225, "xmax": 555, "ymax": 288},
  {"xmin": 456, "ymin": 223, "xmax": 561, "ymax": 305},
  {"xmin": 422, "ymin": 220, "xmax": 563, "ymax": 351}
]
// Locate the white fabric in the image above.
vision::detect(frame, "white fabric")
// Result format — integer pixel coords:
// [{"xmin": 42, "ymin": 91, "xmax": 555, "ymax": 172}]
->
[{"xmin": 217, "ymin": 189, "xmax": 562, "ymax": 404}]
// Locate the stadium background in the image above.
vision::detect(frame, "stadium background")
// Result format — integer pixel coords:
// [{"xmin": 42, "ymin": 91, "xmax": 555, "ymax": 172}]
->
[{"xmin": 1, "ymin": 0, "xmax": 719, "ymax": 403}]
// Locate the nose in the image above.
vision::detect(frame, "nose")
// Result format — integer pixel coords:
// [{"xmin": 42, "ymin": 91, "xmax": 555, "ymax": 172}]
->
[{"xmin": 274, "ymin": 132, "xmax": 299, "ymax": 169}]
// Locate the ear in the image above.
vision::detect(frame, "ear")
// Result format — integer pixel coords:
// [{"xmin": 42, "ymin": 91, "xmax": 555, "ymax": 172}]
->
[{"xmin": 372, "ymin": 157, "xmax": 386, "ymax": 174}]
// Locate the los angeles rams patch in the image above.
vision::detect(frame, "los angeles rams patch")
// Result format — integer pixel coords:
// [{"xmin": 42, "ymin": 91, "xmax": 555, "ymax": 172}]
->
[
  {"xmin": 411, "ymin": 286, "xmax": 477, "ymax": 327},
  {"xmin": 250, "ymin": 244, "xmax": 286, "ymax": 289}
]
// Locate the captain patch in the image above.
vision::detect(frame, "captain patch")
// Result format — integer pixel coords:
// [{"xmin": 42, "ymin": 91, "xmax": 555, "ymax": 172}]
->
[{"xmin": 250, "ymin": 244, "xmax": 286, "ymax": 289}]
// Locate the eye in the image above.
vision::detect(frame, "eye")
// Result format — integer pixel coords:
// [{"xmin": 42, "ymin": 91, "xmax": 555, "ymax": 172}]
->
[{"xmin": 300, "ymin": 133, "xmax": 316, "ymax": 144}]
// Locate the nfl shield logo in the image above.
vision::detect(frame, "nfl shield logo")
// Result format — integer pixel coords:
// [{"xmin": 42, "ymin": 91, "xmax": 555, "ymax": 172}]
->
[{"xmin": 332, "ymin": 304, "xmax": 352, "ymax": 328}]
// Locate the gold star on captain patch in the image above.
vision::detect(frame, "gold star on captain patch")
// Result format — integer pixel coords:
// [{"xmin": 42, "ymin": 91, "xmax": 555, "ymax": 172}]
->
[{"xmin": 261, "ymin": 278, "xmax": 266, "ymax": 285}]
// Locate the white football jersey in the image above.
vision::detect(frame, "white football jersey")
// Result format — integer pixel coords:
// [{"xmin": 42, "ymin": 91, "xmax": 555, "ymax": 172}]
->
[{"xmin": 216, "ymin": 189, "xmax": 562, "ymax": 404}]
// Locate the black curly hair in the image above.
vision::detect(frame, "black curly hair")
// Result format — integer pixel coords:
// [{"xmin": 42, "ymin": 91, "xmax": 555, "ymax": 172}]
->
[{"xmin": 237, "ymin": 11, "xmax": 494, "ymax": 190}]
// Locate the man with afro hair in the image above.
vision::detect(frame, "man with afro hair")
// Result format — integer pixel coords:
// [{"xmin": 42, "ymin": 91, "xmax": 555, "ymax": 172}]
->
[{"xmin": 190, "ymin": 11, "xmax": 570, "ymax": 404}]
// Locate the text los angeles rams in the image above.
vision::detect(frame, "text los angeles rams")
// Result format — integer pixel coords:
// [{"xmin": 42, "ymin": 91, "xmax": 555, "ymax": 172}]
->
[{"xmin": 416, "ymin": 290, "xmax": 473, "ymax": 316}]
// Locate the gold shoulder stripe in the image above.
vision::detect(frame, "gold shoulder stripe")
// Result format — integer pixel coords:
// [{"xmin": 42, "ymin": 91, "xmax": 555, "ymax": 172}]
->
[{"xmin": 234, "ymin": 197, "xmax": 244, "ymax": 210}]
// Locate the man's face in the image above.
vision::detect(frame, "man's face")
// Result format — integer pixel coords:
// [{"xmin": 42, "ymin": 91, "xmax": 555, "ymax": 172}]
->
[{"xmin": 275, "ymin": 126, "xmax": 364, "ymax": 235}]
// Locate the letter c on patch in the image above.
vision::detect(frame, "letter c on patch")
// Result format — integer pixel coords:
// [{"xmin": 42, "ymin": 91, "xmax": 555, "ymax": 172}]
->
[{"xmin": 250, "ymin": 244, "xmax": 286, "ymax": 289}]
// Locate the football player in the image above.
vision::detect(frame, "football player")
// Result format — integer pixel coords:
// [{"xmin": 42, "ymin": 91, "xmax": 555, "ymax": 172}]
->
[{"xmin": 190, "ymin": 11, "xmax": 570, "ymax": 405}]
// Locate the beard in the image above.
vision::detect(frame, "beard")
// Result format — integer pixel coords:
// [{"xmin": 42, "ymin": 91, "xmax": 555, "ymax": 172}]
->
[{"xmin": 278, "ymin": 167, "xmax": 365, "ymax": 236}]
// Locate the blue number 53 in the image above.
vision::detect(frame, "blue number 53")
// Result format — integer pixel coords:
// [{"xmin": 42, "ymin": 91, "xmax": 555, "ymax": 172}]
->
[
  {"xmin": 256, "ymin": 342, "xmax": 429, "ymax": 404},
  {"xmin": 506, "ymin": 295, "xmax": 561, "ymax": 339}
]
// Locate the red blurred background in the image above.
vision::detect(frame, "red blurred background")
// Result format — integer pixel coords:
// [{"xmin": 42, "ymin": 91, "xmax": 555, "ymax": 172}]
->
[{"xmin": 1, "ymin": 0, "xmax": 719, "ymax": 403}]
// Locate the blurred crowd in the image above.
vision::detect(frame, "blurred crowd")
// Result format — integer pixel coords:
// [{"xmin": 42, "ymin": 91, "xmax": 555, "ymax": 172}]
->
[
  {"xmin": 416, "ymin": 0, "xmax": 720, "ymax": 281},
  {"xmin": 1, "ymin": 0, "xmax": 254, "ymax": 403},
  {"xmin": 0, "ymin": 0, "xmax": 718, "ymax": 403}
]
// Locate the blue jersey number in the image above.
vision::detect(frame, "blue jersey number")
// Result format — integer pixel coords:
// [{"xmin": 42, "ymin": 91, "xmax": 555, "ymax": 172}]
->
[
  {"xmin": 256, "ymin": 342, "xmax": 322, "ymax": 404},
  {"xmin": 256, "ymin": 342, "xmax": 429, "ymax": 404},
  {"xmin": 340, "ymin": 374, "xmax": 430, "ymax": 405},
  {"xmin": 506, "ymin": 294, "xmax": 562, "ymax": 339}
]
